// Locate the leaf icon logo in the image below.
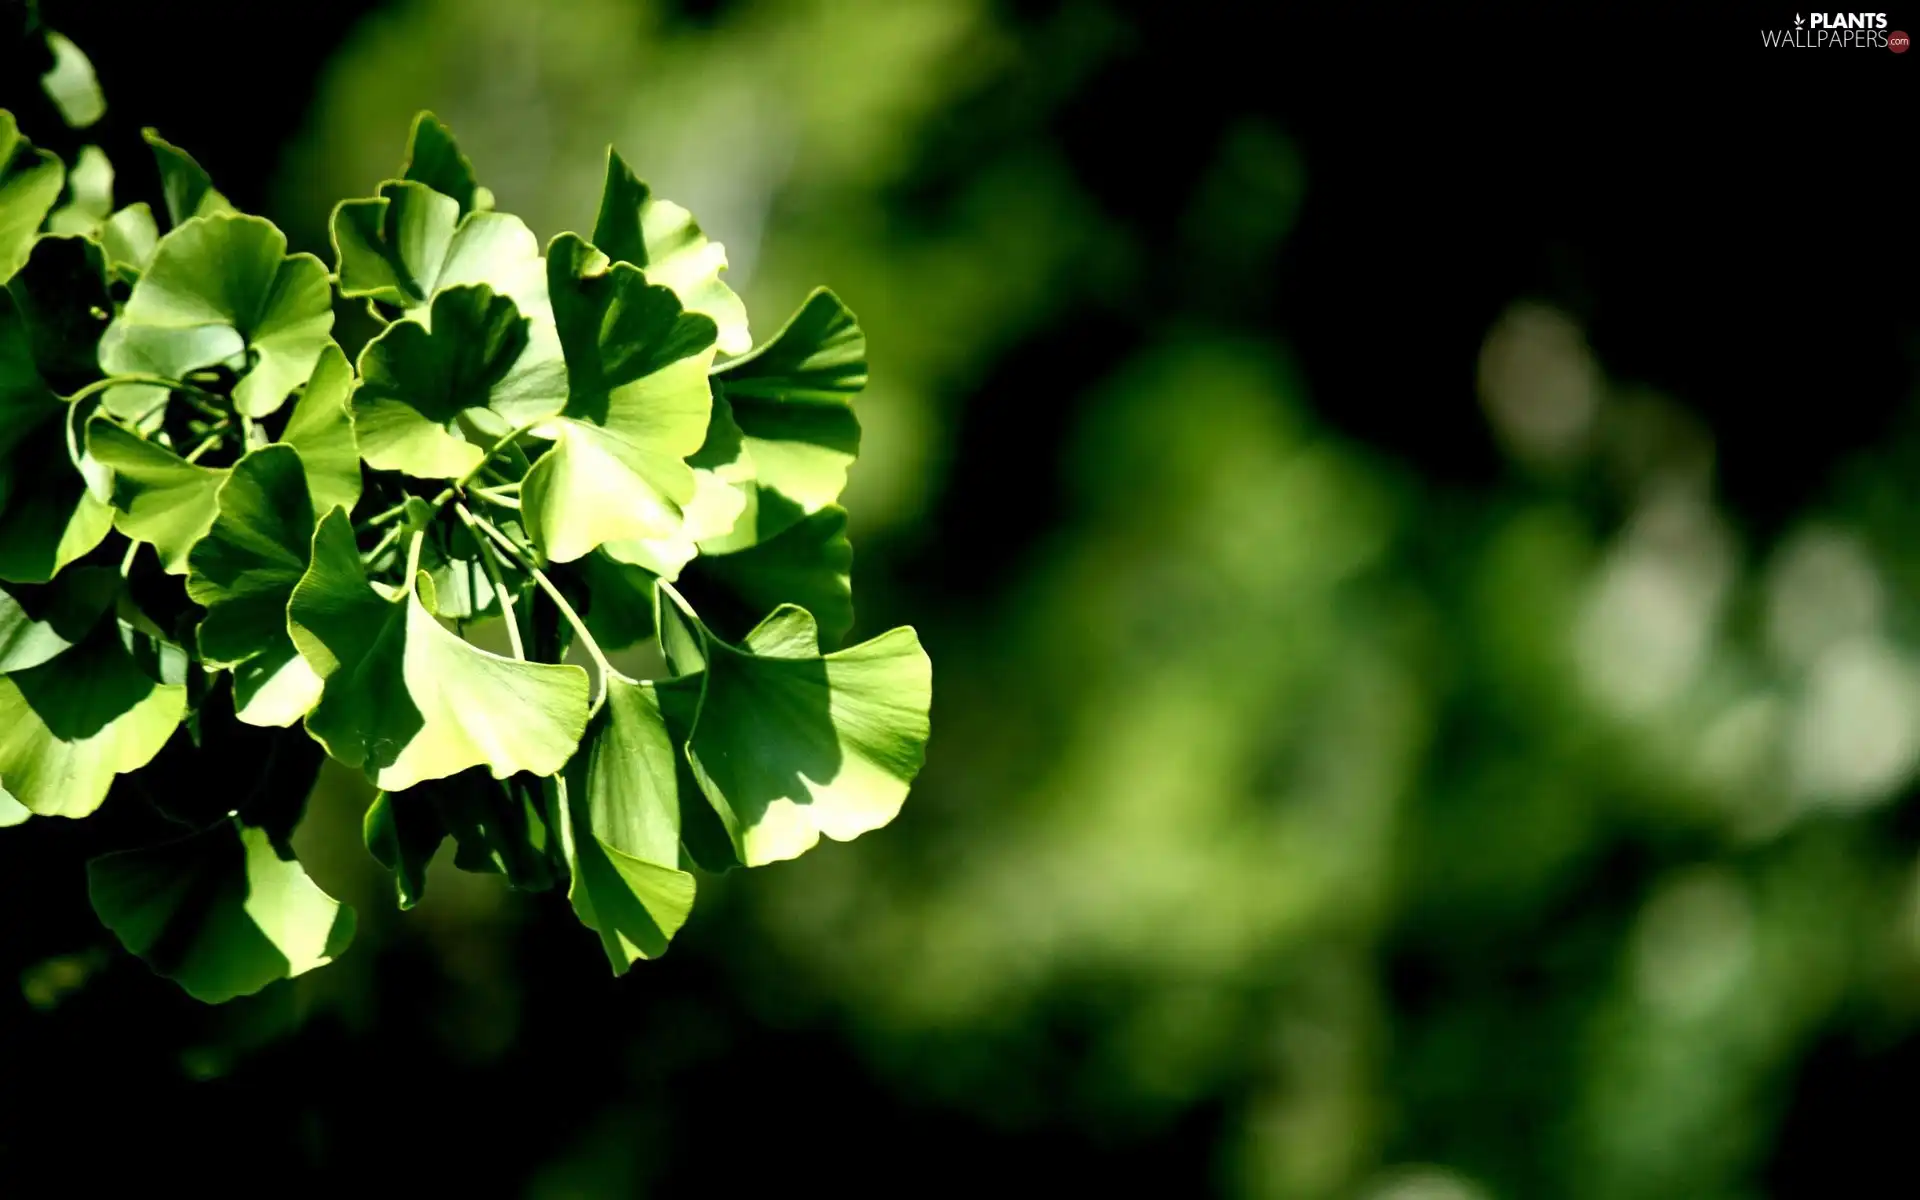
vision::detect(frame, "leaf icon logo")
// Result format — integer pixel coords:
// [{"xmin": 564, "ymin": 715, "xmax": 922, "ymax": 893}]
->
[{"xmin": 1795, "ymin": 12, "xmax": 1804, "ymax": 25}]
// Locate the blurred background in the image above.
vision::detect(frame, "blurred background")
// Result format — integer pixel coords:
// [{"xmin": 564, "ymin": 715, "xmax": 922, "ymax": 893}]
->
[{"xmin": 5, "ymin": 2, "xmax": 1919, "ymax": 1195}]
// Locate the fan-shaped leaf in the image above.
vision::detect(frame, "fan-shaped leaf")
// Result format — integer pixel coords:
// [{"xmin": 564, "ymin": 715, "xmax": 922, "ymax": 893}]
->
[
  {"xmin": 143, "ymin": 129, "xmax": 231, "ymax": 228},
  {"xmin": 685, "ymin": 505, "xmax": 854, "ymax": 646},
  {"xmin": 88, "ymin": 818, "xmax": 354, "ymax": 1004},
  {"xmin": 0, "ymin": 616, "xmax": 187, "ymax": 817},
  {"xmin": 98, "ymin": 212, "xmax": 333, "ymax": 418},
  {"xmin": 670, "ymin": 603, "xmax": 929, "ymax": 866},
  {"xmin": 0, "ymin": 565, "xmax": 115, "ymax": 672},
  {"xmin": 279, "ymin": 342, "xmax": 362, "ymax": 515},
  {"xmin": 88, "ymin": 418, "xmax": 227, "ymax": 574},
  {"xmin": 185, "ymin": 444, "xmax": 322, "ymax": 726},
  {"xmin": 351, "ymin": 284, "xmax": 532, "ymax": 479},
  {"xmin": 704, "ymin": 289, "xmax": 865, "ymax": 551},
  {"xmin": 522, "ymin": 235, "xmax": 717, "ymax": 563},
  {"xmin": 592, "ymin": 148, "xmax": 750, "ymax": 356},
  {"xmin": 0, "ymin": 111, "xmax": 62, "ymax": 282},
  {"xmin": 288, "ymin": 509, "xmax": 591, "ymax": 792}
]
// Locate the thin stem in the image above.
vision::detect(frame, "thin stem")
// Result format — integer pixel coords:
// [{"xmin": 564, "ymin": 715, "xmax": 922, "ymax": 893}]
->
[
  {"xmin": 63, "ymin": 373, "xmax": 225, "ymax": 407},
  {"xmin": 452, "ymin": 422, "xmax": 540, "ymax": 494},
  {"xmin": 404, "ymin": 527, "xmax": 426, "ymax": 583},
  {"xmin": 240, "ymin": 414, "xmax": 259, "ymax": 446},
  {"xmin": 182, "ymin": 423, "xmax": 231, "ymax": 463},
  {"xmin": 471, "ymin": 485, "xmax": 521, "ymax": 509},
  {"xmin": 455, "ymin": 505, "xmax": 526, "ymax": 660},
  {"xmin": 461, "ymin": 504, "xmax": 613, "ymax": 707},
  {"xmin": 119, "ymin": 538, "xmax": 140, "ymax": 577},
  {"xmin": 355, "ymin": 498, "xmax": 413, "ymax": 533},
  {"xmin": 363, "ymin": 522, "xmax": 407, "ymax": 569}
]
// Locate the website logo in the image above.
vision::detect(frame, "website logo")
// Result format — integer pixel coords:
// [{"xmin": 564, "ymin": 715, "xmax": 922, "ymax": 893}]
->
[{"xmin": 1761, "ymin": 12, "xmax": 1905, "ymax": 47}]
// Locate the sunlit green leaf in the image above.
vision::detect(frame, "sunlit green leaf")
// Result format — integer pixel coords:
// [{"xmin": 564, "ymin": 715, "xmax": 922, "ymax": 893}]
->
[
  {"xmin": 88, "ymin": 818, "xmax": 354, "ymax": 1004},
  {"xmin": 0, "ymin": 110, "xmax": 63, "ymax": 282},
  {"xmin": 184, "ymin": 444, "xmax": 322, "ymax": 726},
  {"xmin": 39, "ymin": 33, "xmax": 105, "ymax": 129},
  {"xmin": 0, "ymin": 787, "xmax": 26, "ymax": 827},
  {"xmin": 0, "ymin": 616, "xmax": 187, "ymax": 817},
  {"xmin": 100, "ymin": 202, "xmax": 158, "ymax": 276},
  {"xmin": 0, "ymin": 565, "xmax": 115, "ymax": 672},
  {"xmin": 279, "ymin": 342, "xmax": 363, "ymax": 515},
  {"xmin": 350, "ymin": 284, "xmax": 531, "ymax": 479},
  {"xmin": 522, "ymin": 234, "xmax": 717, "ymax": 563},
  {"xmin": 592, "ymin": 148, "xmax": 751, "ymax": 356},
  {"xmin": 46, "ymin": 145, "xmax": 111, "ymax": 235},
  {"xmin": 88, "ymin": 418, "xmax": 227, "ymax": 575},
  {"xmin": 552, "ymin": 673, "xmax": 701, "ymax": 969},
  {"xmin": 288, "ymin": 509, "xmax": 591, "ymax": 792},
  {"xmin": 704, "ymin": 289, "xmax": 865, "ymax": 550},
  {"xmin": 671, "ymin": 603, "xmax": 930, "ymax": 866},
  {"xmin": 98, "ymin": 212, "xmax": 333, "ymax": 418}
]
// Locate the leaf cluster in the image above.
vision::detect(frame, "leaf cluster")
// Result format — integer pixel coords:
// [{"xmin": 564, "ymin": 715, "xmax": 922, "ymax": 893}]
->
[{"xmin": 0, "ymin": 29, "xmax": 931, "ymax": 1000}]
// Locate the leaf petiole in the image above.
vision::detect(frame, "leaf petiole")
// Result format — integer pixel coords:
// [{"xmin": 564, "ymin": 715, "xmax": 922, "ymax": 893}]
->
[
  {"xmin": 458, "ymin": 504, "xmax": 613, "ymax": 710},
  {"xmin": 454, "ymin": 504, "xmax": 526, "ymax": 660}
]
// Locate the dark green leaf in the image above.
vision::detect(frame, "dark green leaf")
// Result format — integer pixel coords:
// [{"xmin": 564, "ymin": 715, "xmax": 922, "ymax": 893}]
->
[
  {"xmin": 88, "ymin": 817, "xmax": 354, "ymax": 1003},
  {"xmin": 288, "ymin": 509, "xmax": 591, "ymax": 791},
  {"xmin": 591, "ymin": 148, "xmax": 750, "ymax": 355},
  {"xmin": 0, "ymin": 109, "xmax": 62, "ymax": 281},
  {"xmin": 0, "ymin": 615, "xmax": 187, "ymax": 817},
  {"xmin": 350, "ymin": 284, "xmax": 531, "ymax": 479},
  {"xmin": 672, "ymin": 604, "xmax": 930, "ymax": 866},
  {"xmin": 143, "ymin": 129, "xmax": 231, "ymax": 228}
]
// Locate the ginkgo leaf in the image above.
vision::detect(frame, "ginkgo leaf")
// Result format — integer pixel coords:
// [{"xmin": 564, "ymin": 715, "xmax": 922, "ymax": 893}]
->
[
  {"xmin": 46, "ymin": 144, "xmax": 111, "ymax": 235},
  {"xmin": 288, "ymin": 508, "xmax": 591, "ymax": 792},
  {"xmin": 672, "ymin": 603, "xmax": 930, "ymax": 867},
  {"xmin": 6, "ymin": 232, "xmax": 113, "ymax": 391},
  {"xmin": 0, "ymin": 565, "xmax": 115, "ymax": 672},
  {"xmin": 98, "ymin": 212, "xmax": 333, "ymax": 418},
  {"xmin": 705, "ymin": 289, "xmax": 866, "ymax": 549},
  {"xmin": 365, "ymin": 768, "xmax": 557, "ymax": 909},
  {"xmin": 279, "ymin": 342, "xmax": 363, "ymax": 515},
  {"xmin": 88, "ymin": 818, "xmax": 355, "ymax": 1004},
  {"xmin": 684, "ymin": 505, "xmax": 854, "ymax": 647},
  {"xmin": 350, "ymin": 284, "xmax": 533, "ymax": 479},
  {"xmin": 0, "ymin": 787, "xmax": 26, "ymax": 827},
  {"xmin": 521, "ymin": 235, "xmax": 717, "ymax": 563},
  {"xmin": 1, "ymin": 110, "xmax": 63, "ymax": 282},
  {"xmin": 331, "ymin": 180, "xmax": 544, "ymax": 313},
  {"xmin": 185, "ymin": 444, "xmax": 322, "ymax": 726},
  {"xmin": 0, "ymin": 615, "xmax": 187, "ymax": 818},
  {"xmin": 100, "ymin": 202, "xmax": 158, "ymax": 277},
  {"xmin": 332, "ymin": 178, "xmax": 563, "ymax": 418},
  {"xmin": 0, "ymin": 284, "xmax": 58, "ymax": 462},
  {"xmin": 401, "ymin": 111, "xmax": 483, "ymax": 217},
  {"xmin": 143, "ymin": 129, "xmax": 231, "ymax": 227},
  {"xmin": 602, "ymin": 464, "xmax": 749, "ymax": 580},
  {"xmin": 591, "ymin": 148, "xmax": 750, "ymax": 356},
  {"xmin": 577, "ymin": 551, "xmax": 658, "ymax": 652},
  {"xmin": 0, "ymin": 420, "xmax": 113, "ymax": 584},
  {"xmin": 88, "ymin": 418, "xmax": 227, "ymax": 575},
  {"xmin": 39, "ymin": 33, "xmax": 105, "ymax": 130},
  {"xmin": 551, "ymin": 675, "xmax": 699, "ymax": 971}
]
